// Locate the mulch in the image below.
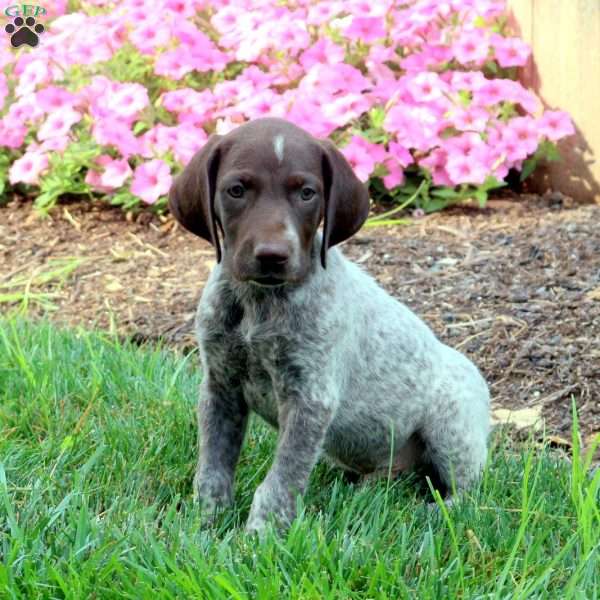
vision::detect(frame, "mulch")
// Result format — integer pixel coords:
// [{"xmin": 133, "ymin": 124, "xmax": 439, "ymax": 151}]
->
[{"xmin": 2, "ymin": 194, "xmax": 599, "ymax": 454}]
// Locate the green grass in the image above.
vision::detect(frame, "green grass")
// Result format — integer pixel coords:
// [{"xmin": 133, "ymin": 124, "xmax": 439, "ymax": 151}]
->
[{"xmin": 0, "ymin": 318, "xmax": 598, "ymax": 599}]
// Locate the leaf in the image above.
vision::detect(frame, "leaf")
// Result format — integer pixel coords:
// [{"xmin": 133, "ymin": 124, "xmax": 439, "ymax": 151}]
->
[
  {"xmin": 430, "ymin": 187, "xmax": 461, "ymax": 199},
  {"xmin": 105, "ymin": 280, "xmax": 124, "ymax": 292},
  {"xmin": 520, "ymin": 157, "xmax": 537, "ymax": 182},
  {"xmin": 60, "ymin": 435, "xmax": 74, "ymax": 452},
  {"xmin": 585, "ymin": 287, "xmax": 600, "ymax": 301},
  {"xmin": 474, "ymin": 189, "xmax": 488, "ymax": 208},
  {"xmin": 492, "ymin": 407, "xmax": 544, "ymax": 431},
  {"xmin": 422, "ymin": 197, "xmax": 452, "ymax": 213}
]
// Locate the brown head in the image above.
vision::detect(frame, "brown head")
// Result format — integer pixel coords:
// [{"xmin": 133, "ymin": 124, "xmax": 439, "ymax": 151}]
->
[{"xmin": 168, "ymin": 118, "xmax": 370, "ymax": 287}]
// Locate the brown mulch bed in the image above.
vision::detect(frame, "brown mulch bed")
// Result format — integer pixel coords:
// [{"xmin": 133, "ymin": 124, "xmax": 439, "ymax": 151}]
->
[{"xmin": 2, "ymin": 195, "xmax": 599, "ymax": 452}]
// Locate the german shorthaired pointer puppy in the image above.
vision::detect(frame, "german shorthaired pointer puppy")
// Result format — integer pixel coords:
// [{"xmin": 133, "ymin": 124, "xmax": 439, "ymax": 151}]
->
[{"xmin": 169, "ymin": 117, "xmax": 490, "ymax": 534}]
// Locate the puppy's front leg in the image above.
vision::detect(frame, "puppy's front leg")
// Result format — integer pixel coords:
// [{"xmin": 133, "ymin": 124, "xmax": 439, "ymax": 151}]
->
[
  {"xmin": 246, "ymin": 396, "xmax": 333, "ymax": 534},
  {"xmin": 194, "ymin": 377, "xmax": 248, "ymax": 517}
]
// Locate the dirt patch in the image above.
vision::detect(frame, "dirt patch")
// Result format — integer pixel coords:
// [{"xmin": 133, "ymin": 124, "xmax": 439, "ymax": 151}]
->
[{"xmin": 2, "ymin": 195, "xmax": 599, "ymax": 452}]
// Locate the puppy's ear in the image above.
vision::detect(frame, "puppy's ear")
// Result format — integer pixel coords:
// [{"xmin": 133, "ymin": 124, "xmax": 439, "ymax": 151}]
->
[
  {"xmin": 320, "ymin": 139, "xmax": 370, "ymax": 268},
  {"xmin": 168, "ymin": 135, "xmax": 223, "ymax": 262}
]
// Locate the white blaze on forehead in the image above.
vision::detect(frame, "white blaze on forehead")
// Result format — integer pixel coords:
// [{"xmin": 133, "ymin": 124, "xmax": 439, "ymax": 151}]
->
[{"xmin": 273, "ymin": 135, "xmax": 285, "ymax": 164}]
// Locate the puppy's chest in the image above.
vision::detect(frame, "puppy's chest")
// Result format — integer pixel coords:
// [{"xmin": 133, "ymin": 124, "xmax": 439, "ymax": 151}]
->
[{"xmin": 211, "ymin": 312, "xmax": 297, "ymax": 427}]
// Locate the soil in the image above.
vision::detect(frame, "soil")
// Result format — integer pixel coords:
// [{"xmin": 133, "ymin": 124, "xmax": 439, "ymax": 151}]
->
[{"xmin": 2, "ymin": 194, "xmax": 599, "ymax": 455}]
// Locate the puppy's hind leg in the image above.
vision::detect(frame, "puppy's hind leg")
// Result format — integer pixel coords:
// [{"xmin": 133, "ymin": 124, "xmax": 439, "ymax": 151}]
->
[{"xmin": 420, "ymin": 389, "xmax": 489, "ymax": 503}]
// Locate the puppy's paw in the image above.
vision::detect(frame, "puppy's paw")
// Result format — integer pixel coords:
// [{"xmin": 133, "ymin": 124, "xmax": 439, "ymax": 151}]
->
[
  {"xmin": 246, "ymin": 477, "xmax": 295, "ymax": 536},
  {"xmin": 193, "ymin": 471, "xmax": 233, "ymax": 525}
]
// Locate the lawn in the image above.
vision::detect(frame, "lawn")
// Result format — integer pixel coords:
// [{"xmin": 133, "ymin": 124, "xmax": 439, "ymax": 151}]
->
[{"xmin": 0, "ymin": 318, "xmax": 598, "ymax": 599}]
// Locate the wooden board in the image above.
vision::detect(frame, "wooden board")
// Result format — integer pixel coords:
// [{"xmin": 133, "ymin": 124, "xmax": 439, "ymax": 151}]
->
[{"xmin": 507, "ymin": 0, "xmax": 600, "ymax": 202}]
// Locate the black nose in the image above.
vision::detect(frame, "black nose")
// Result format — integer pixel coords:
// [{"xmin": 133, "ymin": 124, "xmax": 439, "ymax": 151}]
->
[{"xmin": 254, "ymin": 242, "xmax": 290, "ymax": 271}]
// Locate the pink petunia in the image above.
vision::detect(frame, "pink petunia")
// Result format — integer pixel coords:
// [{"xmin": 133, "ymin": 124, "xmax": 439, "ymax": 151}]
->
[
  {"xmin": 453, "ymin": 30, "xmax": 490, "ymax": 65},
  {"xmin": 492, "ymin": 35, "xmax": 531, "ymax": 68},
  {"xmin": 538, "ymin": 110, "xmax": 575, "ymax": 141},
  {"xmin": 131, "ymin": 159, "xmax": 172, "ymax": 205},
  {"xmin": 341, "ymin": 135, "xmax": 386, "ymax": 182},
  {"xmin": 35, "ymin": 86, "xmax": 79, "ymax": 113},
  {"xmin": 0, "ymin": 74, "xmax": 7, "ymax": 111},
  {"xmin": 407, "ymin": 72, "xmax": 447, "ymax": 102},
  {"xmin": 300, "ymin": 38, "xmax": 345, "ymax": 69},
  {"xmin": 306, "ymin": 2, "xmax": 343, "ymax": 25},
  {"xmin": 344, "ymin": 16, "xmax": 387, "ymax": 43},
  {"xmin": 92, "ymin": 119, "xmax": 142, "ymax": 158},
  {"xmin": 507, "ymin": 116, "xmax": 540, "ymax": 155},
  {"xmin": 154, "ymin": 48, "xmax": 194, "ymax": 80},
  {"xmin": 106, "ymin": 83, "xmax": 149, "ymax": 120},
  {"xmin": 15, "ymin": 60, "xmax": 51, "ymax": 97},
  {"xmin": 130, "ymin": 20, "xmax": 172, "ymax": 53},
  {"xmin": 38, "ymin": 107, "xmax": 81, "ymax": 140},
  {"xmin": 9, "ymin": 151, "xmax": 49, "ymax": 185},
  {"xmin": 85, "ymin": 154, "xmax": 132, "ymax": 192},
  {"xmin": 451, "ymin": 107, "xmax": 489, "ymax": 132},
  {"xmin": 0, "ymin": 118, "xmax": 27, "ymax": 149},
  {"xmin": 321, "ymin": 94, "xmax": 371, "ymax": 128},
  {"xmin": 446, "ymin": 154, "xmax": 489, "ymax": 185}
]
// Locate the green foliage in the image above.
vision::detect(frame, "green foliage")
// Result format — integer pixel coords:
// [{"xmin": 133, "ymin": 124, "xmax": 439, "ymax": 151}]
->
[
  {"xmin": 520, "ymin": 140, "xmax": 562, "ymax": 182},
  {"xmin": 0, "ymin": 317, "xmax": 598, "ymax": 598},
  {"xmin": 34, "ymin": 138, "xmax": 102, "ymax": 212}
]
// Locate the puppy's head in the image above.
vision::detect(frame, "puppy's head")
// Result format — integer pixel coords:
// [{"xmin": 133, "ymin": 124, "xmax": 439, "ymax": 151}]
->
[{"xmin": 169, "ymin": 118, "xmax": 369, "ymax": 287}]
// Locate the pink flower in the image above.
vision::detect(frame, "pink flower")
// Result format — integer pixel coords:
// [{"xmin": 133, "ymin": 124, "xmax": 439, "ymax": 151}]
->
[
  {"xmin": 307, "ymin": 2, "xmax": 343, "ymax": 25},
  {"xmin": 492, "ymin": 35, "xmax": 531, "ymax": 68},
  {"xmin": 451, "ymin": 107, "xmax": 489, "ymax": 132},
  {"xmin": 106, "ymin": 83, "xmax": 149, "ymax": 120},
  {"xmin": 35, "ymin": 86, "xmax": 79, "ymax": 113},
  {"xmin": 130, "ymin": 20, "xmax": 172, "ymax": 53},
  {"xmin": 453, "ymin": 30, "xmax": 490, "ymax": 65},
  {"xmin": 38, "ymin": 136, "xmax": 71, "ymax": 153},
  {"xmin": 383, "ymin": 145, "xmax": 410, "ymax": 189},
  {"xmin": 444, "ymin": 132, "xmax": 485, "ymax": 158},
  {"xmin": 341, "ymin": 135, "xmax": 386, "ymax": 182},
  {"xmin": 155, "ymin": 48, "xmax": 194, "ymax": 80},
  {"xmin": 321, "ymin": 93, "xmax": 371, "ymax": 127},
  {"xmin": 497, "ymin": 127, "xmax": 530, "ymax": 163},
  {"xmin": 474, "ymin": 79, "xmax": 509, "ymax": 106},
  {"xmin": 92, "ymin": 119, "xmax": 142, "ymax": 158},
  {"xmin": 0, "ymin": 74, "xmax": 8, "ymax": 111},
  {"xmin": 0, "ymin": 118, "xmax": 27, "ymax": 149},
  {"xmin": 507, "ymin": 116, "xmax": 540, "ymax": 155},
  {"xmin": 38, "ymin": 108, "xmax": 81, "ymax": 140},
  {"xmin": 446, "ymin": 154, "xmax": 488, "ymax": 185},
  {"xmin": 344, "ymin": 17, "xmax": 387, "ymax": 43},
  {"xmin": 7, "ymin": 97, "xmax": 44, "ymax": 124},
  {"xmin": 300, "ymin": 39, "xmax": 345, "ymax": 69},
  {"xmin": 131, "ymin": 159, "xmax": 172, "ymax": 204},
  {"xmin": 85, "ymin": 154, "xmax": 132, "ymax": 192},
  {"xmin": 407, "ymin": 72, "xmax": 448, "ymax": 102},
  {"xmin": 15, "ymin": 60, "xmax": 50, "ymax": 96},
  {"xmin": 419, "ymin": 149, "xmax": 454, "ymax": 186},
  {"xmin": 9, "ymin": 151, "xmax": 49, "ymax": 185},
  {"xmin": 538, "ymin": 110, "xmax": 575, "ymax": 141},
  {"xmin": 449, "ymin": 70, "xmax": 487, "ymax": 92}
]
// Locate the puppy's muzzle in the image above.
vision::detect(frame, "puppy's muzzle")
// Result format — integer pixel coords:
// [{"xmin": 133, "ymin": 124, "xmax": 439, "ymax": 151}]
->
[{"xmin": 249, "ymin": 241, "xmax": 293, "ymax": 286}]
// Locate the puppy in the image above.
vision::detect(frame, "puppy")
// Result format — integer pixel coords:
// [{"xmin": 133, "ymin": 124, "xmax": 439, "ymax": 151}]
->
[{"xmin": 169, "ymin": 118, "xmax": 490, "ymax": 533}]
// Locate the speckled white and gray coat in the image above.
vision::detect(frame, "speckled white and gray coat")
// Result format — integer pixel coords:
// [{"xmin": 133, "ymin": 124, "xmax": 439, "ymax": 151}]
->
[{"xmin": 194, "ymin": 233, "xmax": 490, "ymax": 533}]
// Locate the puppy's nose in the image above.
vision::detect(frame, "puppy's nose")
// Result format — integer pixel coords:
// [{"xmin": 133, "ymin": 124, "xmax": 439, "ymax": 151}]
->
[{"xmin": 254, "ymin": 242, "xmax": 290, "ymax": 269}]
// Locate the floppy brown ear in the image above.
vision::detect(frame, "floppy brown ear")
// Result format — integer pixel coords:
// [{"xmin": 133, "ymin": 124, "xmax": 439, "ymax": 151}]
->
[
  {"xmin": 168, "ymin": 135, "xmax": 223, "ymax": 262},
  {"xmin": 320, "ymin": 139, "xmax": 370, "ymax": 268}
]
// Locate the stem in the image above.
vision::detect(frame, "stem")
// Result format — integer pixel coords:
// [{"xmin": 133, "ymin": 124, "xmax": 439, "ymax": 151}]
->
[{"xmin": 366, "ymin": 178, "xmax": 427, "ymax": 224}]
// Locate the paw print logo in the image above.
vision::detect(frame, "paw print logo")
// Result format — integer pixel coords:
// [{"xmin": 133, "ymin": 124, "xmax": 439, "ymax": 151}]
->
[{"xmin": 5, "ymin": 16, "xmax": 45, "ymax": 48}]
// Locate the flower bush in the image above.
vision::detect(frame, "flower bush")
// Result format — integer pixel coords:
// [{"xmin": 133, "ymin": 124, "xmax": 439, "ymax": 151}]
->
[{"xmin": 0, "ymin": 0, "xmax": 575, "ymax": 215}]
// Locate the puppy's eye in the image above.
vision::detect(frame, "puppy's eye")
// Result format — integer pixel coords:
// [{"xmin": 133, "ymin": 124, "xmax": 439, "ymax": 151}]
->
[
  {"xmin": 300, "ymin": 187, "xmax": 316, "ymax": 201},
  {"xmin": 227, "ymin": 184, "xmax": 245, "ymax": 198}
]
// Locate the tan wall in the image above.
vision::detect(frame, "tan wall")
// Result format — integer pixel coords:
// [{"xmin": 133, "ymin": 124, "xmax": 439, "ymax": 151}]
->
[{"xmin": 507, "ymin": 0, "xmax": 600, "ymax": 202}]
